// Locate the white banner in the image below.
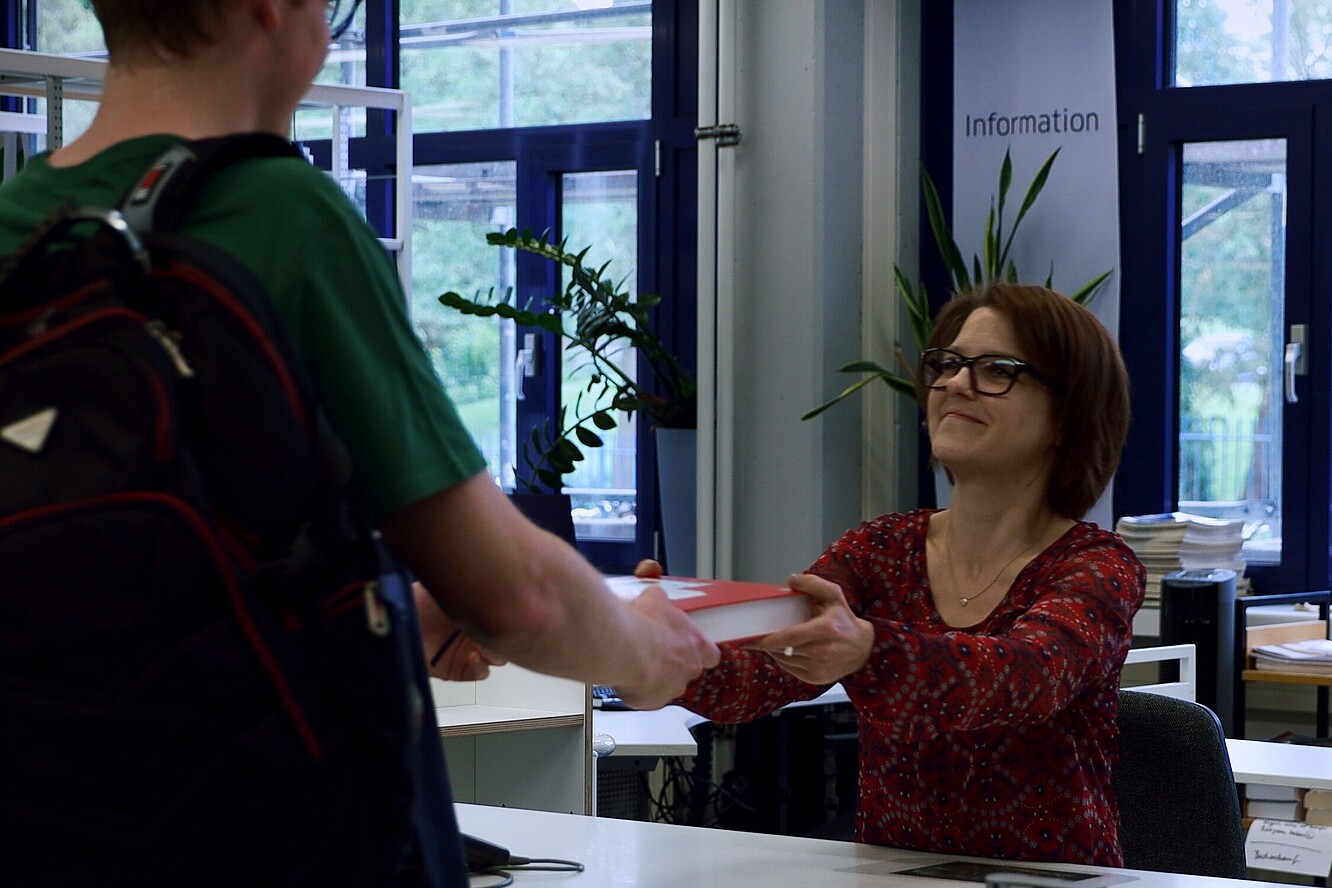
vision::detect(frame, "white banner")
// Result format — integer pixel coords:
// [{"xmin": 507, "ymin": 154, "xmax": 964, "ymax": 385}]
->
[
  {"xmin": 953, "ymin": 0, "xmax": 1121, "ymax": 525},
  {"xmin": 952, "ymin": 0, "xmax": 1119, "ymax": 333}
]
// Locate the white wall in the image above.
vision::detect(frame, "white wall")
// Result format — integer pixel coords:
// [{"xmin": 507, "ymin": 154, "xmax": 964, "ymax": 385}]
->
[
  {"xmin": 701, "ymin": 1, "xmax": 920, "ymax": 582},
  {"xmin": 862, "ymin": 1, "xmax": 922, "ymax": 522}
]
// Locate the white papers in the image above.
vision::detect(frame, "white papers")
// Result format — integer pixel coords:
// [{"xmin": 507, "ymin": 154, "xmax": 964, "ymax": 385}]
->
[
  {"xmin": 1114, "ymin": 512, "xmax": 1246, "ymax": 602},
  {"xmin": 1253, "ymin": 636, "xmax": 1332, "ymax": 675},
  {"xmin": 1254, "ymin": 638, "xmax": 1332, "ymax": 661},
  {"xmin": 1246, "ymin": 819, "xmax": 1332, "ymax": 876}
]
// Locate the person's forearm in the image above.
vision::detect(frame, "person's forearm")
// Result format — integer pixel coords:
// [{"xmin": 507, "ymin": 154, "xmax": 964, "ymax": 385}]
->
[
  {"xmin": 459, "ymin": 524, "xmax": 654, "ymax": 685},
  {"xmin": 379, "ymin": 473, "xmax": 717, "ymax": 709},
  {"xmin": 377, "ymin": 476, "xmax": 650, "ymax": 685}
]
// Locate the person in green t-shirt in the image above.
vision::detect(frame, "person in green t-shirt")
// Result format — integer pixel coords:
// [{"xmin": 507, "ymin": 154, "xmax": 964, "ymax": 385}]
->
[
  {"xmin": 0, "ymin": 0, "xmax": 719, "ymax": 762},
  {"xmin": 1, "ymin": 3, "xmax": 721, "ymax": 884}
]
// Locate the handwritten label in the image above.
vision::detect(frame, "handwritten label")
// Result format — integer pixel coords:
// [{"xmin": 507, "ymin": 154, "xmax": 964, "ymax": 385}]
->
[{"xmin": 1245, "ymin": 818, "xmax": 1332, "ymax": 876}]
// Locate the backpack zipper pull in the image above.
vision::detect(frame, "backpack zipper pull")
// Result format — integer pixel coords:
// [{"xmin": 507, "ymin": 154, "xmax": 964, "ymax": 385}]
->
[
  {"xmin": 363, "ymin": 582, "xmax": 390, "ymax": 637},
  {"xmin": 145, "ymin": 320, "xmax": 195, "ymax": 377}
]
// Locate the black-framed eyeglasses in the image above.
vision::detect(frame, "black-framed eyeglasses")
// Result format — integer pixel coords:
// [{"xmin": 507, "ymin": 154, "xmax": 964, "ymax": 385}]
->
[
  {"xmin": 327, "ymin": 0, "xmax": 364, "ymax": 41},
  {"xmin": 919, "ymin": 348, "xmax": 1048, "ymax": 397}
]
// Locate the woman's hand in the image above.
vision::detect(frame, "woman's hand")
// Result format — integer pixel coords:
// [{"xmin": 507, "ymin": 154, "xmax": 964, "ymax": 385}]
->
[
  {"xmin": 413, "ymin": 581, "xmax": 507, "ymax": 681},
  {"xmin": 749, "ymin": 573, "xmax": 874, "ymax": 685}
]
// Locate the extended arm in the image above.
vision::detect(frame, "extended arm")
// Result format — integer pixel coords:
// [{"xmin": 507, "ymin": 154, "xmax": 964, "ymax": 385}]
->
[
  {"xmin": 831, "ymin": 537, "xmax": 1144, "ymax": 737},
  {"xmin": 378, "ymin": 473, "xmax": 719, "ymax": 710}
]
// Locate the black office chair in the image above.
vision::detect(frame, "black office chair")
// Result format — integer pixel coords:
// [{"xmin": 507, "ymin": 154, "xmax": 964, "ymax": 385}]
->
[{"xmin": 1113, "ymin": 689, "xmax": 1248, "ymax": 878}]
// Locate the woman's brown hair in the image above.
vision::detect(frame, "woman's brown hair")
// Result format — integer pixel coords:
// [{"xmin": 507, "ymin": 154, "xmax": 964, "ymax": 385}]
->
[{"xmin": 918, "ymin": 282, "xmax": 1131, "ymax": 520}]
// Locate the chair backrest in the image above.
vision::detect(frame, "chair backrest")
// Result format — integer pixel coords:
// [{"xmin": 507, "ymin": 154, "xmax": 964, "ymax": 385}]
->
[
  {"xmin": 1122, "ymin": 643, "xmax": 1197, "ymax": 701},
  {"xmin": 1114, "ymin": 689, "xmax": 1247, "ymax": 878}
]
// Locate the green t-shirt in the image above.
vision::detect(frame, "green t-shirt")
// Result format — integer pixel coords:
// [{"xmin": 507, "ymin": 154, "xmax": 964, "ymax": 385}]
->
[{"xmin": 0, "ymin": 135, "xmax": 486, "ymax": 519}]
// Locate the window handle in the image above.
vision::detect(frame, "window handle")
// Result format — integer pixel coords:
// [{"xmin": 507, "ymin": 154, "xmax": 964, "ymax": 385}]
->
[
  {"xmin": 1285, "ymin": 324, "xmax": 1307, "ymax": 404},
  {"xmin": 515, "ymin": 333, "xmax": 541, "ymax": 401}
]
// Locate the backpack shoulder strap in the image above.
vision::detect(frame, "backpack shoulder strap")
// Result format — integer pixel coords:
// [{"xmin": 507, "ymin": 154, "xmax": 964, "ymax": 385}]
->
[{"xmin": 119, "ymin": 133, "xmax": 305, "ymax": 233}]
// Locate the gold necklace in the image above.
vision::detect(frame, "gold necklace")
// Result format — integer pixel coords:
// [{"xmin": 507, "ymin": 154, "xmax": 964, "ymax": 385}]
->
[{"xmin": 945, "ymin": 536, "xmax": 1039, "ymax": 607}]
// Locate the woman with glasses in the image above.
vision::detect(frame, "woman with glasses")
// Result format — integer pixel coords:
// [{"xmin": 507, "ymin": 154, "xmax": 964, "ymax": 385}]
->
[{"xmin": 644, "ymin": 282, "xmax": 1144, "ymax": 866}]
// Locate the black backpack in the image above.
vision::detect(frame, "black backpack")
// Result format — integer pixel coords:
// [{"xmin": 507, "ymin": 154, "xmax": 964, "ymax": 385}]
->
[{"xmin": 0, "ymin": 135, "xmax": 467, "ymax": 886}]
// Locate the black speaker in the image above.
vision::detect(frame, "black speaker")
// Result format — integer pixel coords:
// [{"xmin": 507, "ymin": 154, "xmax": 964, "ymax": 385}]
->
[{"xmin": 1159, "ymin": 568, "xmax": 1237, "ymax": 735}]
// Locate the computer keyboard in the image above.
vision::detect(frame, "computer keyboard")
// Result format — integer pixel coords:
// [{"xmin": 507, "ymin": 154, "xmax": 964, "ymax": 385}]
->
[{"xmin": 592, "ymin": 684, "xmax": 634, "ymax": 711}]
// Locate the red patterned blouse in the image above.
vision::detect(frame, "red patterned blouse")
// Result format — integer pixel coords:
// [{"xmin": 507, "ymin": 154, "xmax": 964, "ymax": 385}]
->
[{"xmin": 676, "ymin": 510, "xmax": 1146, "ymax": 866}]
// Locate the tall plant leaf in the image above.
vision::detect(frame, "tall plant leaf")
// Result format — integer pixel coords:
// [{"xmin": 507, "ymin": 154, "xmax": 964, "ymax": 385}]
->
[
  {"xmin": 921, "ymin": 166, "xmax": 971, "ymax": 292},
  {"xmin": 804, "ymin": 146, "xmax": 1115, "ymax": 426},
  {"xmin": 998, "ymin": 147, "xmax": 1060, "ymax": 271}
]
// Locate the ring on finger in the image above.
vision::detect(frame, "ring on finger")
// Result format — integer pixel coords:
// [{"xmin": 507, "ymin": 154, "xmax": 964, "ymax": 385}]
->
[{"xmin": 782, "ymin": 646, "xmax": 794, "ymax": 657}]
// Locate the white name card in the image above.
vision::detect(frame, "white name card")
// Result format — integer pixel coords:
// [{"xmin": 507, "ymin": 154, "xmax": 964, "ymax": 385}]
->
[{"xmin": 1245, "ymin": 819, "xmax": 1332, "ymax": 876}]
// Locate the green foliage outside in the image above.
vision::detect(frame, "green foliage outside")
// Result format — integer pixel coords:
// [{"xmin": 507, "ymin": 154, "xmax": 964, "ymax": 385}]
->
[
  {"xmin": 439, "ymin": 228, "xmax": 694, "ymax": 492},
  {"xmin": 1177, "ymin": 175, "xmax": 1278, "ymax": 504},
  {"xmin": 399, "ymin": 0, "xmax": 650, "ymax": 133},
  {"xmin": 26, "ymin": 0, "xmax": 1306, "ymax": 507},
  {"xmin": 414, "ymin": 212, "xmax": 511, "ymax": 410},
  {"xmin": 1177, "ymin": 0, "xmax": 1332, "ymax": 84},
  {"xmin": 1172, "ymin": 0, "xmax": 1314, "ymax": 505}
]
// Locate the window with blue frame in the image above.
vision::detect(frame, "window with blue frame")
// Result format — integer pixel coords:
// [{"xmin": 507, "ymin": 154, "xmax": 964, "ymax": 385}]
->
[
  {"xmin": 9, "ymin": 0, "xmax": 697, "ymax": 574},
  {"xmin": 1115, "ymin": 0, "xmax": 1332, "ymax": 595},
  {"xmin": 398, "ymin": 1, "xmax": 697, "ymax": 573}
]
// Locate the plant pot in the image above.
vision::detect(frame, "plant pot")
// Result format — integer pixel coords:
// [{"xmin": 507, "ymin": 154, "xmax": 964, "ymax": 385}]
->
[
  {"xmin": 655, "ymin": 427, "xmax": 697, "ymax": 576},
  {"xmin": 507, "ymin": 492, "xmax": 577, "ymax": 545}
]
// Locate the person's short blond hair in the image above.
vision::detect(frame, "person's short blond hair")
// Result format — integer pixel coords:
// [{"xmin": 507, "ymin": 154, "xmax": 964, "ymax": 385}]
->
[{"xmin": 919, "ymin": 282, "xmax": 1131, "ymax": 520}]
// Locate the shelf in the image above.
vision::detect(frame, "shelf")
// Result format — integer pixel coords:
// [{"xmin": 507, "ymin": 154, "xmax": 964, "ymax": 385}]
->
[
  {"xmin": 435, "ymin": 707, "xmax": 584, "ymax": 737},
  {"xmin": 1242, "ymin": 617, "xmax": 1331, "ymax": 738},
  {"xmin": 1243, "ymin": 620, "xmax": 1332, "ymax": 687},
  {"xmin": 1228, "ymin": 737, "xmax": 1332, "ymax": 790},
  {"xmin": 1241, "ymin": 668, "xmax": 1332, "ymax": 687},
  {"xmin": 429, "ymin": 668, "xmax": 592, "ymax": 813},
  {"xmin": 0, "ymin": 48, "xmax": 414, "ymax": 298}
]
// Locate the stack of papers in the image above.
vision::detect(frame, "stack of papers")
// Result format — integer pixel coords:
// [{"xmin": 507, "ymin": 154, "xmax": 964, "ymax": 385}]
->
[
  {"xmin": 1253, "ymin": 637, "xmax": 1332, "ymax": 675},
  {"xmin": 1178, "ymin": 514, "xmax": 1246, "ymax": 572},
  {"xmin": 1244, "ymin": 783, "xmax": 1306, "ymax": 822},
  {"xmin": 1115, "ymin": 512, "xmax": 1245, "ymax": 602},
  {"xmin": 1305, "ymin": 788, "xmax": 1332, "ymax": 826},
  {"xmin": 1115, "ymin": 514, "xmax": 1190, "ymax": 601}
]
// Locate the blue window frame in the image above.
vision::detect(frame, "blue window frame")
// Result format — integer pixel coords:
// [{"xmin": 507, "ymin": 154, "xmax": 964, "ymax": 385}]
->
[
  {"xmin": 1114, "ymin": 0, "xmax": 1332, "ymax": 594},
  {"xmin": 0, "ymin": 2, "xmax": 697, "ymax": 575},
  {"xmin": 359, "ymin": 0, "xmax": 698, "ymax": 574}
]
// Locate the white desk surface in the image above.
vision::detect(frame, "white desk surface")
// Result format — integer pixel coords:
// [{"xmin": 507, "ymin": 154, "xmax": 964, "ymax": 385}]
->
[
  {"xmin": 594, "ymin": 683, "xmax": 851, "ymax": 758},
  {"xmin": 1228, "ymin": 737, "xmax": 1332, "ymax": 789},
  {"xmin": 595, "ymin": 688, "xmax": 1332, "ymax": 792},
  {"xmin": 594, "ymin": 705, "xmax": 703, "ymax": 757},
  {"xmin": 455, "ymin": 802, "xmax": 1291, "ymax": 888}
]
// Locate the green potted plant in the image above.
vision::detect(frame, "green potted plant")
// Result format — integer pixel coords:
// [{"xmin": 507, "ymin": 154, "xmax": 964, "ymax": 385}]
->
[
  {"xmin": 439, "ymin": 227, "xmax": 696, "ymax": 494},
  {"xmin": 802, "ymin": 147, "xmax": 1112, "ymax": 421}
]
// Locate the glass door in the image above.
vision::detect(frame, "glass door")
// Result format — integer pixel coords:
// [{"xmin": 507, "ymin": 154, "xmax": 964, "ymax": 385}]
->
[
  {"xmin": 408, "ymin": 143, "xmax": 656, "ymax": 570},
  {"xmin": 1177, "ymin": 138, "xmax": 1287, "ymax": 567},
  {"xmin": 514, "ymin": 143, "xmax": 656, "ymax": 570},
  {"xmin": 410, "ymin": 160, "xmax": 519, "ymax": 489},
  {"xmin": 1133, "ymin": 100, "xmax": 1318, "ymax": 593},
  {"xmin": 558, "ymin": 169, "xmax": 641, "ymax": 543},
  {"xmin": 398, "ymin": 0, "xmax": 669, "ymax": 573}
]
